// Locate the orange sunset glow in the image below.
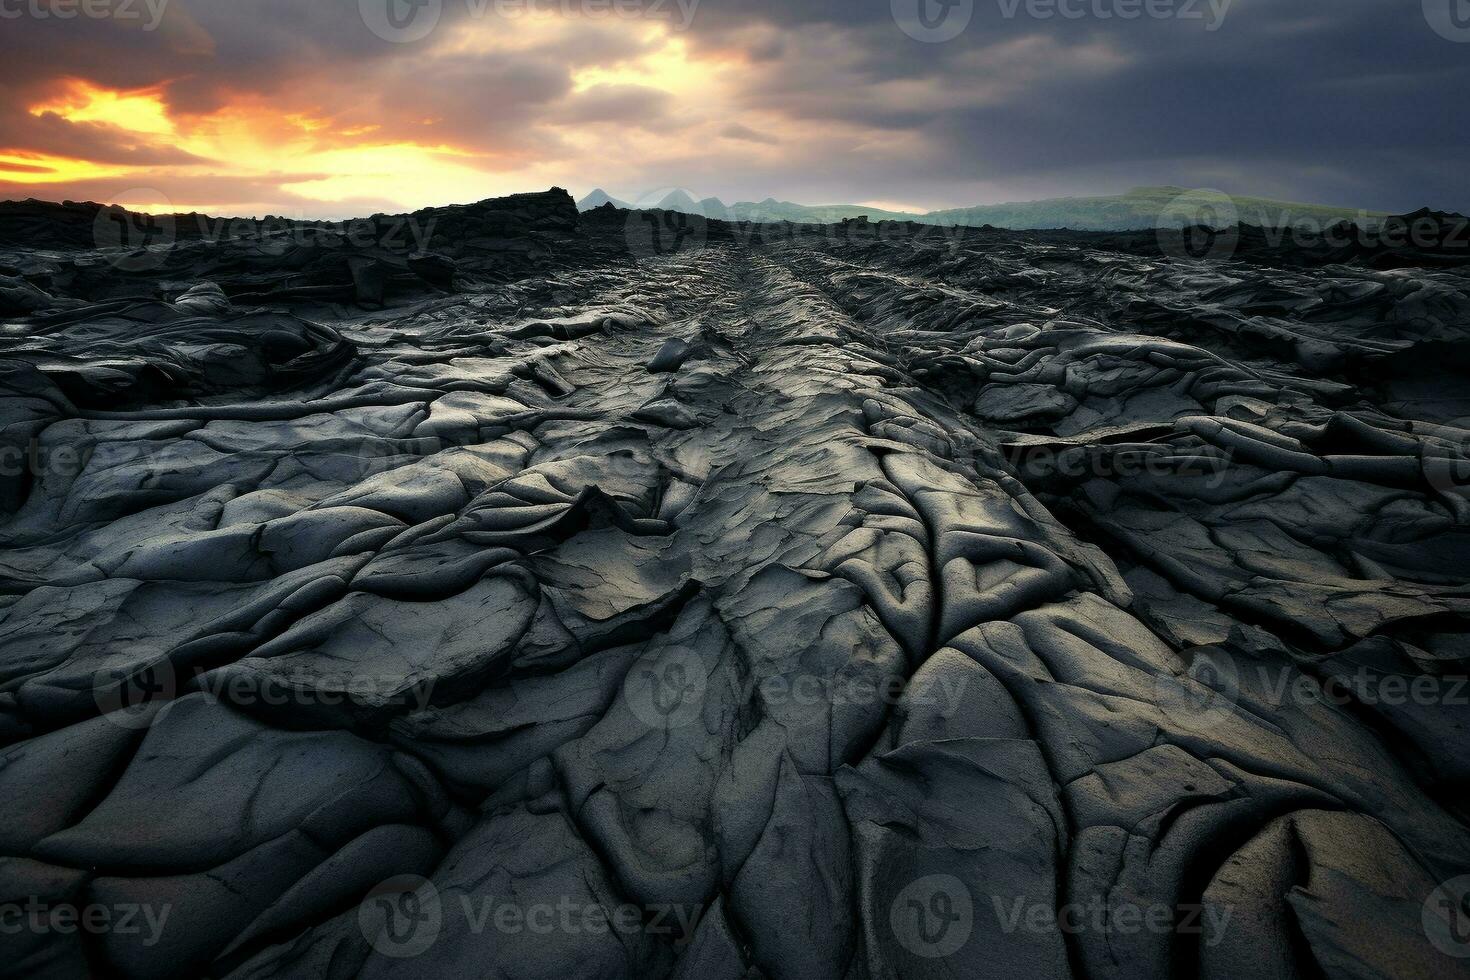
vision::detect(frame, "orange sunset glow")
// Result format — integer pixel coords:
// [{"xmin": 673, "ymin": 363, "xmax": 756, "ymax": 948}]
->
[
  {"xmin": 1, "ymin": 0, "xmax": 1464, "ymax": 217},
  {"xmin": 0, "ymin": 10, "xmax": 798, "ymax": 217}
]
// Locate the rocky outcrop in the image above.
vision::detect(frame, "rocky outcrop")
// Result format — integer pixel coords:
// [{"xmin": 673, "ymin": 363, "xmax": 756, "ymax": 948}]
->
[
  {"xmin": 0, "ymin": 188, "xmax": 587, "ymax": 308},
  {"xmin": 0, "ymin": 193, "xmax": 1467, "ymax": 980}
]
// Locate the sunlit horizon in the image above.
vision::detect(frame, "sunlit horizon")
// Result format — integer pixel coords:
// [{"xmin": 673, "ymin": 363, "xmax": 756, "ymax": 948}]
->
[{"xmin": 2, "ymin": 1, "xmax": 1466, "ymax": 218}]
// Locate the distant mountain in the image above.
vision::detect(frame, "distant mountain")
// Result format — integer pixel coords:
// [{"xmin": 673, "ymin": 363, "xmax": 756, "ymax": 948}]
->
[
  {"xmin": 724, "ymin": 197, "xmax": 902, "ymax": 224},
  {"xmin": 653, "ymin": 189, "xmax": 703, "ymax": 214},
  {"xmin": 697, "ymin": 197, "xmax": 730, "ymax": 219},
  {"xmin": 576, "ymin": 188, "xmax": 631, "ymax": 210},
  {"xmin": 921, "ymin": 187, "xmax": 1387, "ymax": 231},
  {"xmin": 578, "ymin": 186, "xmax": 1388, "ymax": 231}
]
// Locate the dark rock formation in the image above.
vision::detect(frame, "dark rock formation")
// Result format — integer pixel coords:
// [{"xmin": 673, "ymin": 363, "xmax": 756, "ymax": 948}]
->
[
  {"xmin": 0, "ymin": 188, "xmax": 590, "ymax": 309},
  {"xmin": 0, "ymin": 190, "xmax": 1468, "ymax": 980}
]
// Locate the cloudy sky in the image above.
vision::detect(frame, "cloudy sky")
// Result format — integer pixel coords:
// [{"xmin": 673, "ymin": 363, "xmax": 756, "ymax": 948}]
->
[{"xmin": 1, "ymin": 0, "xmax": 1465, "ymax": 217}]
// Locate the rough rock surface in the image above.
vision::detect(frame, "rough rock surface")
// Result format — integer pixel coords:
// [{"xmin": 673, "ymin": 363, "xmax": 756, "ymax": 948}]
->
[{"xmin": 0, "ymin": 192, "xmax": 1468, "ymax": 979}]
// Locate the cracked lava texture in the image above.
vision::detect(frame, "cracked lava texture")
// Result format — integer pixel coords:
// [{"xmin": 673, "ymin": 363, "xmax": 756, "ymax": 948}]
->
[{"xmin": 1, "ymin": 190, "xmax": 1469, "ymax": 979}]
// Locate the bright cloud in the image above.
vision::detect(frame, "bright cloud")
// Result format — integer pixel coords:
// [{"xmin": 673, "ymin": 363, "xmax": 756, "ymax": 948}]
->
[{"xmin": 0, "ymin": 0, "xmax": 1464, "ymax": 216}]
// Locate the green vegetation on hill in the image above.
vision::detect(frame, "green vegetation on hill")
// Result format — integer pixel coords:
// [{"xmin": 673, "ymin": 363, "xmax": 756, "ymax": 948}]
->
[{"xmin": 578, "ymin": 186, "xmax": 1388, "ymax": 231}]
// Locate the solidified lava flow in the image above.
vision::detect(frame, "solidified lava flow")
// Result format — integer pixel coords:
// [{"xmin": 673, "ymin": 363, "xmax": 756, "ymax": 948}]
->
[{"xmin": 2, "ymin": 190, "xmax": 1469, "ymax": 979}]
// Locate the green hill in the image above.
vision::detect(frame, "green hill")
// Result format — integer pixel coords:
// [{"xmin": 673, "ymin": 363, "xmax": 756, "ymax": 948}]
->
[{"xmin": 579, "ymin": 186, "xmax": 1387, "ymax": 231}]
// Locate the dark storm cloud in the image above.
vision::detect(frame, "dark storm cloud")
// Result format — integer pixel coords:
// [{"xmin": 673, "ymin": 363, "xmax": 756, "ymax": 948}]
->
[
  {"xmin": 0, "ymin": 0, "xmax": 1462, "ymax": 213},
  {"xmin": 906, "ymin": 0, "xmax": 1470, "ymax": 211},
  {"xmin": 0, "ymin": 98, "xmax": 207, "ymax": 166},
  {"xmin": 664, "ymin": 0, "xmax": 1469, "ymax": 211},
  {"xmin": 558, "ymin": 84, "xmax": 675, "ymax": 126},
  {"xmin": 720, "ymin": 123, "xmax": 778, "ymax": 145}
]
